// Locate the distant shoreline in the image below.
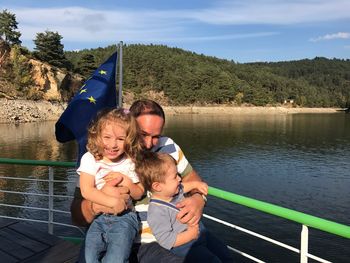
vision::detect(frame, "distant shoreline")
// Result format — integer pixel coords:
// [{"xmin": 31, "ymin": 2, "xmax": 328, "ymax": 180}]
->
[
  {"xmin": 0, "ymin": 98, "xmax": 344, "ymax": 123},
  {"xmin": 161, "ymin": 106, "xmax": 343, "ymax": 115}
]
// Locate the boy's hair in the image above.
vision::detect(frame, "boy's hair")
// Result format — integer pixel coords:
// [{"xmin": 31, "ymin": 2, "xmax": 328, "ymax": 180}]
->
[
  {"xmin": 129, "ymin": 99, "xmax": 165, "ymax": 122},
  {"xmin": 135, "ymin": 152, "xmax": 176, "ymax": 192},
  {"xmin": 87, "ymin": 108, "xmax": 142, "ymax": 161}
]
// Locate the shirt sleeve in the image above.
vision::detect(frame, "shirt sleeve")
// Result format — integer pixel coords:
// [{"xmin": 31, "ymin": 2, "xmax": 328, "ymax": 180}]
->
[
  {"xmin": 125, "ymin": 160, "xmax": 139, "ymax": 184},
  {"xmin": 77, "ymin": 152, "xmax": 97, "ymax": 176},
  {"xmin": 147, "ymin": 204, "xmax": 177, "ymax": 250},
  {"xmin": 156, "ymin": 137, "xmax": 193, "ymax": 177}
]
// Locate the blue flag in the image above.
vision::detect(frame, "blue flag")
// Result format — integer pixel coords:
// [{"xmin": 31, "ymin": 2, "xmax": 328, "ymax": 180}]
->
[{"xmin": 55, "ymin": 51, "xmax": 118, "ymax": 162}]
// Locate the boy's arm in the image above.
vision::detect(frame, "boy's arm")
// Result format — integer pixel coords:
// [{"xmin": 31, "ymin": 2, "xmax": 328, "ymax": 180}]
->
[
  {"xmin": 173, "ymin": 224, "xmax": 199, "ymax": 247},
  {"xmin": 148, "ymin": 205, "xmax": 196, "ymax": 250}
]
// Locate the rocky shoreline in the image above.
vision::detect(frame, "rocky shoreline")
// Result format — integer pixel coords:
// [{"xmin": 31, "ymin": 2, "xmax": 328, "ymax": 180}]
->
[
  {"xmin": 0, "ymin": 99, "xmax": 67, "ymax": 123},
  {"xmin": 0, "ymin": 98, "xmax": 343, "ymax": 124}
]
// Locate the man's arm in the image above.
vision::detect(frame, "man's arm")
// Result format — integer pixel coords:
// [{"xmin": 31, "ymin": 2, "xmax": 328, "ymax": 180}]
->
[
  {"xmin": 70, "ymin": 177, "xmax": 130, "ymax": 226},
  {"xmin": 182, "ymin": 180, "xmax": 208, "ymax": 195},
  {"xmin": 70, "ymin": 194, "xmax": 95, "ymax": 226},
  {"xmin": 176, "ymin": 170, "xmax": 206, "ymax": 226}
]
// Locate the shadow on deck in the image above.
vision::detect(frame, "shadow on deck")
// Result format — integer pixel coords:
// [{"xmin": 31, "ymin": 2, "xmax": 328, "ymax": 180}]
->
[{"xmin": 0, "ymin": 218, "xmax": 80, "ymax": 263}]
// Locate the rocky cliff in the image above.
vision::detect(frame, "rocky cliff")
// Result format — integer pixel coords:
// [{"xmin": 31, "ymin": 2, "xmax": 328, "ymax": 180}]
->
[
  {"xmin": 29, "ymin": 59, "xmax": 83, "ymax": 101},
  {"xmin": 0, "ymin": 40, "xmax": 83, "ymax": 101}
]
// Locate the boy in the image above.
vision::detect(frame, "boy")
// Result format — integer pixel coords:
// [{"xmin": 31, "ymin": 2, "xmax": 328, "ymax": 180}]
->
[{"xmin": 136, "ymin": 152, "xmax": 232, "ymax": 262}]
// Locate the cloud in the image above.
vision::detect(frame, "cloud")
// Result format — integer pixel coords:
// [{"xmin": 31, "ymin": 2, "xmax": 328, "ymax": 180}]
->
[
  {"xmin": 151, "ymin": 32, "xmax": 279, "ymax": 43},
  {"xmin": 13, "ymin": 6, "xmax": 278, "ymax": 45},
  {"xmin": 7, "ymin": 0, "xmax": 350, "ymax": 46},
  {"xmin": 310, "ymin": 32, "xmax": 350, "ymax": 42}
]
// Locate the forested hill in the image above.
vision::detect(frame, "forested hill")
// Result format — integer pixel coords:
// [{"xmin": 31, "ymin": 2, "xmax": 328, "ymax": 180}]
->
[{"xmin": 65, "ymin": 44, "xmax": 350, "ymax": 107}]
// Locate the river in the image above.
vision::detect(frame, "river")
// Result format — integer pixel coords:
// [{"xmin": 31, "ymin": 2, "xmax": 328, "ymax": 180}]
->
[{"xmin": 0, "ymin": 113, "xmax": 349, "ymax": 262}]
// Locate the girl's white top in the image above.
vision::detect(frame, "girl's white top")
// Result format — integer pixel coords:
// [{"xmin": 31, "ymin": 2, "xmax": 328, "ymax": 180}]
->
[{"xmin": 77, "ymin": 151, "xmax": 139, "ymax": 190}]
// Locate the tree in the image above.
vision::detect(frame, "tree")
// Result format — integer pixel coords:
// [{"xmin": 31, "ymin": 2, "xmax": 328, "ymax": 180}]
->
[
  {"xmin": 10, "ymin": 45, "xmax": 33, "ymax": 91},
  {"xmin": 0, "ymin": 9, "xmax": 21, "ymax": 45},
  {"xmin": 33, "ymin": 30, "xmax": 71, "ymax": 69},
  {"xmin": 76, "ymin": 53, "xmax": 96, "ymax": 78}
]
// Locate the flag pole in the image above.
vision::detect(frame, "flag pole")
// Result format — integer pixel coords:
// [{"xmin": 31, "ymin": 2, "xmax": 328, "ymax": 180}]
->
[{"xmin": 118, "ymin": 41, "xmax": 123, "ymax": 107}]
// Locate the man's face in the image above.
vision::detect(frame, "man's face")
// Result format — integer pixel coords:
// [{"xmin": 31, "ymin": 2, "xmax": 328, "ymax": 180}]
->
[{"xmin": 136, "ymin": 114, "xmax": 164, "ymax": 150}]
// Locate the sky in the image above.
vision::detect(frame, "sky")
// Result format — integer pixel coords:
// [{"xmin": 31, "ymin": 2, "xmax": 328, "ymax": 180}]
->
[{"xmin": 1, "ymin": 0, "xmax": 350, "ymax": 63}]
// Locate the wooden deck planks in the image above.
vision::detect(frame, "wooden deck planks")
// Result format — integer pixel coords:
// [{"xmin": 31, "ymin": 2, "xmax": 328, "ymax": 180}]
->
[{"xmin": 0, "ymin": 218, "xmax": 80, "ymax": 263}]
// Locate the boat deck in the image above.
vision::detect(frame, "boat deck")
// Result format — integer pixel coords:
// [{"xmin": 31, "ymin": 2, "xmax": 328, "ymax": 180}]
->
[{"xmin": 0, "ymin": 218, "xmax": 80, "ymax": 263}]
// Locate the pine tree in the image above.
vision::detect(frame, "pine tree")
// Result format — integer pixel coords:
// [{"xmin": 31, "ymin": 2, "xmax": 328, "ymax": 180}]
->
[
  {"xmin": 10, "ymin": 45, "xmax": 33, "ymax": 91},
  {"xmin": 0, "ymin": 9, "xmax": 21, "ymax": 45},
  {"xmin": 77, "ymin": 53, "xmax": 96, "ymax": 78},
  {"xmin": 33, "ymin": 30, "xmax": 71, "ymax": 69}
]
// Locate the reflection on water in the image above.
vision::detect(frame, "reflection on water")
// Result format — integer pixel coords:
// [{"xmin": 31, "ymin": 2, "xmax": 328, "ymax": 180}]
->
[
  {"xmin": 0, "ymin": 114, "xmax": 349, "ymax": 261},
  {"xmin": 0, "ymin": 121, "xmax": 77, "ymax": 161}
]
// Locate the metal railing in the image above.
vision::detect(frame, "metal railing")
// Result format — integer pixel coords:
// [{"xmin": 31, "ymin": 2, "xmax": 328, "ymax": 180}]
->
[
  {"xmin": 0, "ymin": 158, "xmax": 349, "ymax": 262},
  {"xmin": 0, "ymin": 158, "xmax": 85, "ymax": 236}
]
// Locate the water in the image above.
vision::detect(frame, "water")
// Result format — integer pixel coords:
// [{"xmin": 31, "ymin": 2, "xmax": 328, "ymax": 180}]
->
[{"xmin": 0, "ymin": 114, "xmax": 349, "ymax": 262}]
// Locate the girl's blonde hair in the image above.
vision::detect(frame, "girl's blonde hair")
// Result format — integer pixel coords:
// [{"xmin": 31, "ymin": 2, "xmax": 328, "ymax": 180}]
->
[
  {"xmin": 87, "ymin": 108, "xmax": 142, "ymax": 161},
  {"xmin": 135, "ymin": 152, "xmax": 176, "ymax": 192}
]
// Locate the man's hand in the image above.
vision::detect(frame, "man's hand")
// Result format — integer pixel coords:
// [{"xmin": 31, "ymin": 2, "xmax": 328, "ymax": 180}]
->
[
  {"xmin": 176, "ymin": 193, "xmax": 205, "ymax": 226},
  {"xmin": 92, "ymin": 177, "xmax": 130, "ymax": 215},
  {"xmin": 197, "ymin": 182, "xmax": 208, "ymax": 195},
  {"xmin": 70, "ymin": 176, "xmax": 130, "ymax": 226}
]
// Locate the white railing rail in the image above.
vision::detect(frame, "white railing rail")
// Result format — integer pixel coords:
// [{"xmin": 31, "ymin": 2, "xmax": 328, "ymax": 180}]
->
[
  {"xmin": 1, "ymin": 158, "xmax": 349, "ymax": 262},
  {"xmin": 0, "ymin": 172, "xmax": 85, "ymax": 236}
]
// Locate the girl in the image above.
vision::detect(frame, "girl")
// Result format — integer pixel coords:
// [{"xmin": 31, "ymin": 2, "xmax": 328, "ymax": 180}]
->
[{"xmin": 78, "ymin": 108, "xmax": 144, "ymax": 263}]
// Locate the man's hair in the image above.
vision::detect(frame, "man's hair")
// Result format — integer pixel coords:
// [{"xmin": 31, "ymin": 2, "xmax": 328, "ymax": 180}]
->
[
  {"xmin": 129, "ymin": 99, "xmax": 165, "ymax": 121},
  {"xmin": 87, "ymin": 107, "xmax": 142, "ymax": 161},
  {"xmin": 135, "ymin": 152, "xmax": 176, "ymax": 192}
]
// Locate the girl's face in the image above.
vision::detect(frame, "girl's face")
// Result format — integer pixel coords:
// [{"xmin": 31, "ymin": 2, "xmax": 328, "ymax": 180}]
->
[{"xmin": 100, "ymin": 121, "xmax": 126, "ymax": 162}]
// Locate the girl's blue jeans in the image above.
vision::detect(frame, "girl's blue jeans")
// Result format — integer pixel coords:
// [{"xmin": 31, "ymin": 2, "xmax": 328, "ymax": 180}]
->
[{"xmin": 84, "ymin": 211, "xmax": 139, "ymax": 263}]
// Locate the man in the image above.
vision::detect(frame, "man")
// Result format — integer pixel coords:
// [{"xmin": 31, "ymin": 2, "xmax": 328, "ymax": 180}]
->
[{"xmin": 71, "ymin": 99, "xmax": 206, "ymax": 262}]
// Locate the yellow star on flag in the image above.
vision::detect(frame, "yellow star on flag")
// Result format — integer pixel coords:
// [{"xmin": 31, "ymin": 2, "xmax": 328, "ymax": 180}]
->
[
  {"xmin": 88, "ymin": 96, "xmax": 96, "ymax": 104},
  {"xmin": 79, "ymin": 89, "xmax": 87, "ymax": 94},
  {"xmin": 99, "ymin": 70, "xmax": 107, "ymax": 75}
]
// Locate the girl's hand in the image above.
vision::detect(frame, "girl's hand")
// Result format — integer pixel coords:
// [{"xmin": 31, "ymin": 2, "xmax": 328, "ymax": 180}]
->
[
  {"xmin": 92, "ymin": 177, "xmax": 130, "ymax": 215},
  {"xmin": 119, "ymin": 175, "xmax": 133, "ymax": 189},
  {"xmin": 104, "ymin": 172, "xmax": 124, "ymax": 183}
]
